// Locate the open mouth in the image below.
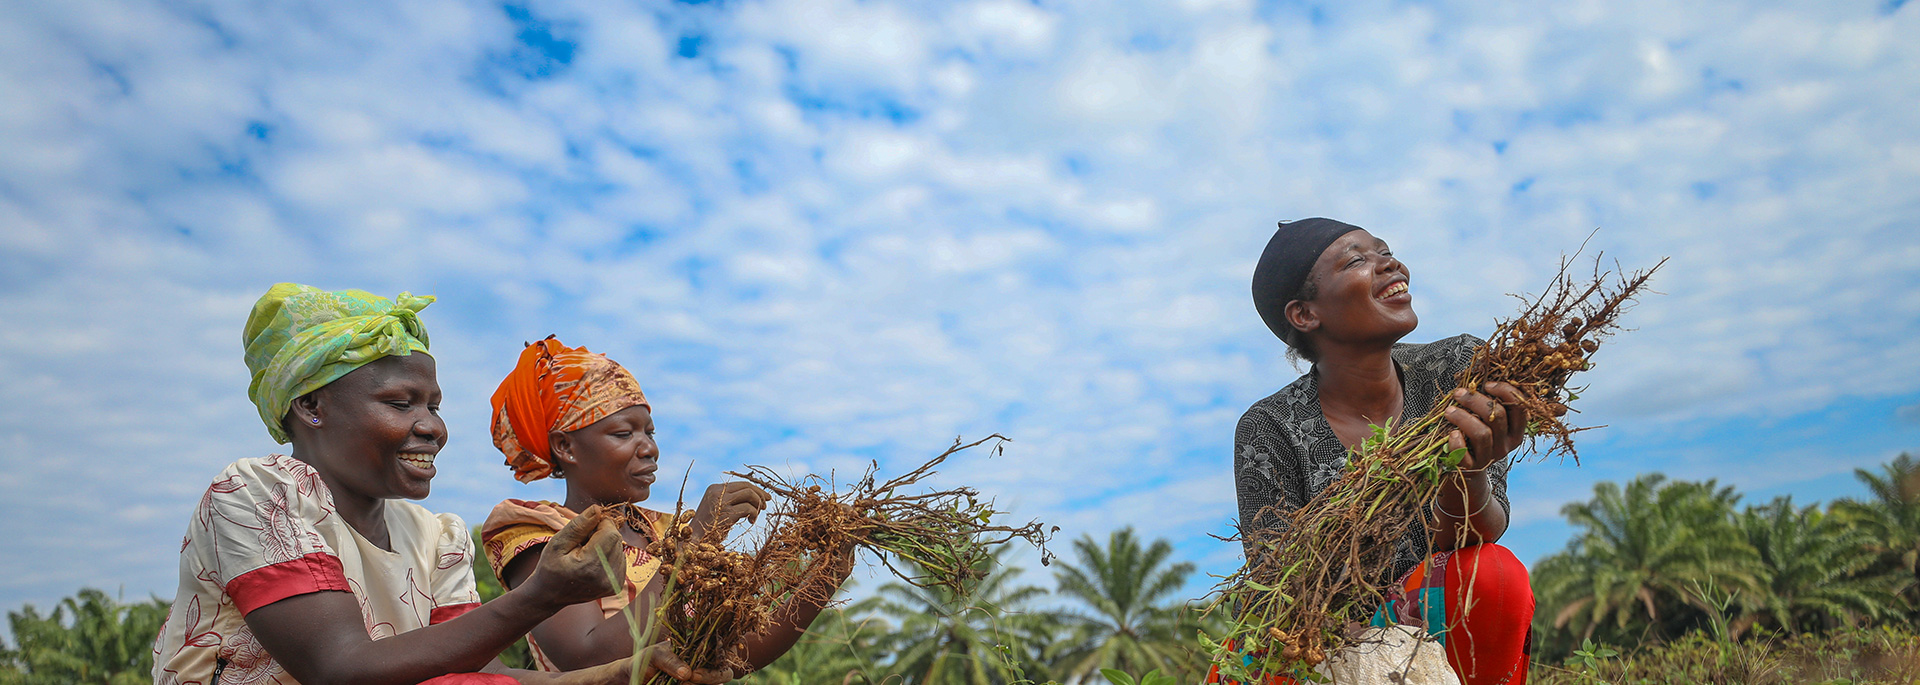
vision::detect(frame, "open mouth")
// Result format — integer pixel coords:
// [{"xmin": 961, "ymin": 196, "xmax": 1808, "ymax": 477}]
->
[
  {"xmin": 398, "ymin": 452, "xmax": 437, "ymax": 471},
  {"xmin": 1376, "ymin": 280, "xmax": 1409, "ymax": 301}
]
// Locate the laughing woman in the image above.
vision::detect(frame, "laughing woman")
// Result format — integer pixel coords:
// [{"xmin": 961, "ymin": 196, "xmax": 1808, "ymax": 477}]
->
[
  {"xmin": 1223, "ymin": 220, "xmax": 1537, "ymax": 685},
  {"xmin": 480, "ymin": 337, "xmax": 853, "ymax": 673},
  {"xmin": 152, "ymin": 284, "xmax": 728, "ymax": 685}
]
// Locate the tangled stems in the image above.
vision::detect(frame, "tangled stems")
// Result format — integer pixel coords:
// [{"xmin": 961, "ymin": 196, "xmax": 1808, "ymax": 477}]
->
[
  {"xmin": 731, "ymin": 434, "xmax": 1057, "ymax": 599},
  {"xmin": 630, "ymin": 435, "xmax": 1054, "ymax": 681},
  {"xmin": 1206, "ymin": 253, "xmax": 1665, "ymax": 681}
]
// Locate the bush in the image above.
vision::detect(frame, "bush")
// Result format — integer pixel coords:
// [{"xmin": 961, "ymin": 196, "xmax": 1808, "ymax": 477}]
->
[
  {"xmin": 0, "ymin": 588, "xmax": 168, "ymax": 685},
  {"xmin": 1529, "ymin": 626, "xmax": 1920, "ymax": 685}
]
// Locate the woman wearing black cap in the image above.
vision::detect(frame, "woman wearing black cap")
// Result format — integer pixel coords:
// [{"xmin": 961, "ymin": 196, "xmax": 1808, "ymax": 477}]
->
[{"xmin": 1222, "ymin": 219, "xmax": 1535, "ymax": 685}]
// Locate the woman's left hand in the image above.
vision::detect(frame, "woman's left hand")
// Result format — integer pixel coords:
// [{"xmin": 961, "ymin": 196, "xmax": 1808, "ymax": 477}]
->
[{"xmin": 1442, "ymin": 382, "xmax": 1529, "ymax": 470}]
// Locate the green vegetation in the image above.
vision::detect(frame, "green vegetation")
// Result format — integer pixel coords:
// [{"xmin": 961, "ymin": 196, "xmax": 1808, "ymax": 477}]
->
[
  {"xmin": 1530, "ymin": 453, "xmax": 1920, "ymax": 683},
  {"xmin": 1047, "ymin": 528, "xmax": 1206, "ymax": 681},
  {"xmin": 470, "ymin": 527, "xmax": 536, "ymax": 670},
  {"xmin": 8, "ymin": 454, "xmax": 1919, "ymax": 683},
  {"xmin": 0, "ymin": 589, "xmax": 168, "ymax": 685},
  {"xmin": 1531, "ymin": 626, "xmax": 1920, "ymax": 684}
]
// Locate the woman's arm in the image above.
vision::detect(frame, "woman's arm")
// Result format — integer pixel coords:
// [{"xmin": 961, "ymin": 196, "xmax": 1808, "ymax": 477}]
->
[
  {"xmin": 243, "ymin": 506, "xmax": 648, "ymax": 685},
  {"xmin": 1429, "ymin": 382, "xmax": 1523, "ymax": 550},
  {"xmin": 508, "ymin": 485, "xmax": 773, "ymax": 670},
  {"xmin": 501, "ymin": 543, "xmax": 660, "ymax": 670},
  {"xmin": 481, "ymin": 645, "xmax": 731, "ymax": 684},
  {"xmin": 735, "ymin": 542, "xmax": 858, "ymax": 670}
]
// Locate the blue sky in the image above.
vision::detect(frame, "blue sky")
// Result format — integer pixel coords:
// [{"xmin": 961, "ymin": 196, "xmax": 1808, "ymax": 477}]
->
[{"xmin": 2, "ymin": 0, "xmax": 1918, "ymax": 613}]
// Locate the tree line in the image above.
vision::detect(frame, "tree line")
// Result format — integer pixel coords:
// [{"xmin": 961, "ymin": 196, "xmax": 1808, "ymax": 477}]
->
[
  {"xmin": 1529, "ymin": 453, "xmax": 1919, "ymax": 662},
  {"xmin": 5, "ymin": 454, "xmax": 1915, "ymax": 684}
]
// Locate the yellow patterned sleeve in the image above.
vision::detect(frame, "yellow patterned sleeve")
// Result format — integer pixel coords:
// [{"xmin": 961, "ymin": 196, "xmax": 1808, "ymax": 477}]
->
[{"xmin": 482, "ymin": 523, "xmax": 558, "ymax": 578}]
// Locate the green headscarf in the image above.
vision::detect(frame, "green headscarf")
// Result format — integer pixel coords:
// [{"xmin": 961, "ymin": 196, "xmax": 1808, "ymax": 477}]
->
[{"xmin": 243, "ymin": 283, "xmax": 435, "ymax": 443}]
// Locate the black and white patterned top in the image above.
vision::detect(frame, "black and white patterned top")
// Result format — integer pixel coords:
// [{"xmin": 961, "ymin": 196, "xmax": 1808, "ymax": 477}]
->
[{"xmin": 1232, "ymin": 333, "xmax": 1510, "ymax": 584}]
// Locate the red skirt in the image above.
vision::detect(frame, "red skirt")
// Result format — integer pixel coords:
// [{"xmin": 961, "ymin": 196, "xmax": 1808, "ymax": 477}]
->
[{"xmin": 1206, "ymin": 543, "xmax": 1533, "ymax": 685}]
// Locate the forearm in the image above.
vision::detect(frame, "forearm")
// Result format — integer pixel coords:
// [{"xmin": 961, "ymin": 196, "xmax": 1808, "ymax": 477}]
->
[
  {"xmin": 738, "ymin": 592, "xmax": 831, "ymax": 670},
  {"xmin": 487, "ymin": 663, "xmax": 604, "ymax": 685},
  {"xmin": 247, "ymin": 587, "xmax": 565, "ymax": 685},
  {"xmin": 505, "ymin": 544, "xmax": 652, "ymax": 671},
  {"xmin": 738, "ymin": 550, "xmax": 853, "ymax": 670},
  {"xmin": 536, "ymin": 601, "xmax": 648, "ymax": 670},
  {"xmin": 1429, "ymin": 470, "xmax": 1507, "ymax": 551},
  {"xmin": 354, "ymin": 591, "xmax": 562, "ymax": 682},
  {"xmin": 486, "ymin": 655, "xmax": 637, "ymax": 685}
]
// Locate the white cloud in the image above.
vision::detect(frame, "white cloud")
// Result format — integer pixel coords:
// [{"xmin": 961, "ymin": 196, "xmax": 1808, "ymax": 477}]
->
[{"xmin": 1, "ymin": 0, "xmax": 1918, "ymax": 612}]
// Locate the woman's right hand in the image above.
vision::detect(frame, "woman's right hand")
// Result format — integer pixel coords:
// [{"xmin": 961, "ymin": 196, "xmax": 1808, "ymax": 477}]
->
[
  {"xmin": 687, "ymin": 482, "xmax": 770, "ymax": 541},
  {"xmin": 541, "ymin": 642, "xmax": 733, "ymax": 685},
  {"xmin": 526, "ymin": 504, "xmax": 627, "ymax": 609}
]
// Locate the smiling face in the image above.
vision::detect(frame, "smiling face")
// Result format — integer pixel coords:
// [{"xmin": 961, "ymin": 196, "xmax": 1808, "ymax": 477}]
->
[
  {"xmin": 298, "ymin": 353, "xmax": 446, "ymax": 501},
  {"xmin": 1285, "ymin": 229, "xmax": 1418, "ymax": 353},
  {"xmin": 552, "ymin": 404, "xmax": 659, "ymax": 505}
]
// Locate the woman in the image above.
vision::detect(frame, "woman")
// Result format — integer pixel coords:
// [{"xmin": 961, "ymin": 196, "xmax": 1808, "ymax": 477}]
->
[
  {"xmin": 1225, "ymin": 220, "xmax": 1536, "ymax": 685},
  {"xmin": 152, "ymin": 284, "xmax": 729, "ymax": 685},
  {"xmin": 480, "ymin": 337, "xmax": 854, "ymax": 672}
]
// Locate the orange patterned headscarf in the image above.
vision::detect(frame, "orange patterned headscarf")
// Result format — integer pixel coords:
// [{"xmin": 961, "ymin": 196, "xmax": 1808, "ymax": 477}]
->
[{"xmin": 491, "ymin": 336, "xmax": 649, "ymax": 483}]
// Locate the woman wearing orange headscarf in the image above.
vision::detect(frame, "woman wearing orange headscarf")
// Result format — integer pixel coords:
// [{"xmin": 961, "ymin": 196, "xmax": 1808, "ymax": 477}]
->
[{"xmin": 479, "ymin": 337, "xmax": 852, "ymax": 673}]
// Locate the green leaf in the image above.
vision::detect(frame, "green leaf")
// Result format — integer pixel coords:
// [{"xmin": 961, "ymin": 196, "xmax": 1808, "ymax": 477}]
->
[{"xmin": 1099, "ymin": 668, "xmax": 1137, "ymax": 685}]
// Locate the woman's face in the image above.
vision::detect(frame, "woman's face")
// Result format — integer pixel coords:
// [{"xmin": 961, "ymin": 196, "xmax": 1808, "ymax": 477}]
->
[
  {"xmin": 1290, "ymin": 229, "xmax": 1418, "ymax": 349},
  {"xmin": 306, "ymin": 353, "xmax": 446, "ymax": 501},
  {"xmin": 554, "ymin": 404, "xmax": 659, "ymax": 505}
]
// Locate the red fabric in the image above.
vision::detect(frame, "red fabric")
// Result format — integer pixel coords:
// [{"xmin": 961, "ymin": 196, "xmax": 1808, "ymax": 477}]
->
[
  {"xmin": 1441, "ymin": 543, "xmax": 1534, "ymax": 685},
  {"xmin": 226, "ymin": 552, "xmax": 351, "ymax": 615},
  {"xmin": 429, "ymin": 601, "xmax": 480, "ymax": 625},
  {"xmin": 490, "ymin": 337, "xmax": 649, "ymax": 483},
  {"xmin": 417, "ymin": 674, "xmax": 518, "ymax": 684},
  {"xmin": 1206, "ymin": 543, "xmax": 1533, "ymax": 685}
]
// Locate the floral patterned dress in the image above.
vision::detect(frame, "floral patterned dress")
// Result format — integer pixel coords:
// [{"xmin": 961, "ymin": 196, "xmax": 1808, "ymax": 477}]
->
[{"xmin": 151, "ymin": 455, "xmax": 481, "ymax": 685}]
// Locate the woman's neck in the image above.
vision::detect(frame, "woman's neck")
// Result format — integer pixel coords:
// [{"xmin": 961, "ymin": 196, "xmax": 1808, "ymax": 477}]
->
[
  {"xmin": 563, "ymin": 486, "xmax": 623, "ymax": 515},
  {"xmin": 289, "ymin": 449, "xmax": 391, "ymax": 551},
  {"xmin": 562, "ymin": 485, "xmax": 653, "ymax": 546},
  {"xmin": 1314, "ymin": 341, "xmax": 1403, "ymax": 427}
]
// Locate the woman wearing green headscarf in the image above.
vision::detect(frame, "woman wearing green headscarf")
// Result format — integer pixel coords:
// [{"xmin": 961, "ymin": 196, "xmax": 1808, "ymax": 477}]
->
[{"xmin": 152, "ymin": 284, "xmax": 731, "ymax": 685}]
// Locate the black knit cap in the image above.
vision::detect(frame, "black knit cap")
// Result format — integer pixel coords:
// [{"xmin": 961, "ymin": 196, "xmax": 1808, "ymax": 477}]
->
[{"xmin": 1252, "ymin": 217, "xmax": 1364, "ymax": 342}]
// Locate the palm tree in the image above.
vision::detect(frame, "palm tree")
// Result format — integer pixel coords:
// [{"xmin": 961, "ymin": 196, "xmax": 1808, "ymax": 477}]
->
[
  {"xmin": 0, "ymin": 588, "xmax": 169, "ymax": 685},
  {"xmin": 1831, "ymin": 453, "xmax": 1920, "ymax": 607},
  {"xmin": 1531, "ymin": 474, "xmax": 1763, "ymax": 650},
  {"xmin": 868, "ymin": 548, "xmax": 1058, "ymax": 685},
  {"xmin": 1735, "ymin": 497, "xmax": 1901, "ymax": 633},
  {"xmin": 1047, "ymin": 528, "xmax": 1202, "ymax": 683},
  {"xmin": 741, "ymin": 599, "xmax": 890, "ymax": 685}
]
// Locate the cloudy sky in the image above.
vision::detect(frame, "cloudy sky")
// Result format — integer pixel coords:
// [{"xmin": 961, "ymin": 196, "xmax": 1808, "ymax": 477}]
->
[{"xmin": 2, "ymin": 0, "xmax": 1917, "ymax": 613}]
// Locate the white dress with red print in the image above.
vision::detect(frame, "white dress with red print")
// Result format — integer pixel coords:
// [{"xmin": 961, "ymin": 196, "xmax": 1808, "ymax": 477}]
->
[{"xmin": 152, "ymin": 455, "xmax": 481, "ymax": 685}]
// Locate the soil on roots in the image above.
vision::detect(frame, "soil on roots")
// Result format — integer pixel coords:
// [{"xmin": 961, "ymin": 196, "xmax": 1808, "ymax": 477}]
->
[
  {"xmin": 636, "ymin": 435, "xmax": 1054, "ymax": 683},
  {"xmin": 1207, "ymin": 253, "xmax": 1665, "ymax": 681}
]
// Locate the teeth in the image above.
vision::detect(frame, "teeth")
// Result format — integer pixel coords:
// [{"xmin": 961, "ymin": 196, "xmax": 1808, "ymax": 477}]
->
[
  {"xmin": 1379, "ymin": 282, "xmax": 1408, "ymax": 299},
  {"xmin": 399, "ymin": 453, "xmax": 436, "ymax": 467}
]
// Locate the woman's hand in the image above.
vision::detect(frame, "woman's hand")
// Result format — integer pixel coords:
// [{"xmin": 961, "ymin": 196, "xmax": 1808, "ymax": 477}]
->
[
  {"xmin": 687, "ymin": 482, "xmax": 771, "ymax": 541},
  {"xmin": 1431, "ymin": 382, "xmax": 1522, "ymax": 548},
  {"xmin": 1442, "ymin": 381, "xmax": 1529, "ymax": 470},
  {"xmin": 536, "ymin": 642, "xmax": 733, "ymax": 685},
  {"xmin": 524, "ymin": 505, "xmax": 627, "ymax": 610}
]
